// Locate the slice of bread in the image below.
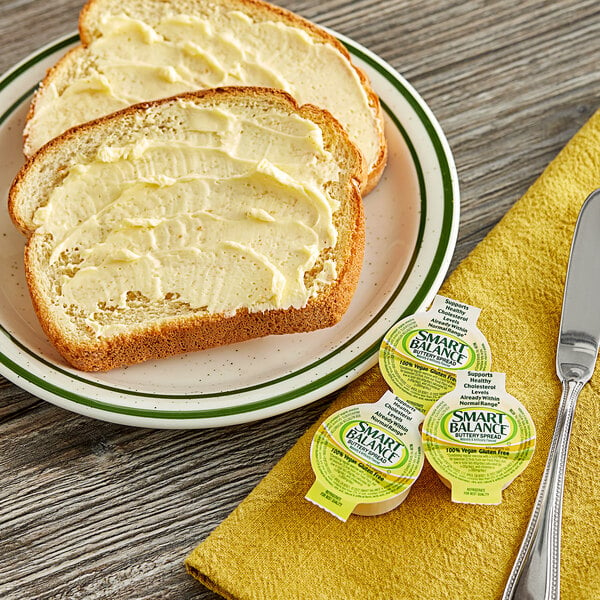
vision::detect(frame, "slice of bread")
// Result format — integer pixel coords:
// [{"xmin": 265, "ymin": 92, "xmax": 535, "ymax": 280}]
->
[
  {"xmin": 24, "ymin": 0, "xmax": 387, "ymax": 193},
  {"xmin": 10, "ymin": 87, "xmax": 365, "ymax": 371}
]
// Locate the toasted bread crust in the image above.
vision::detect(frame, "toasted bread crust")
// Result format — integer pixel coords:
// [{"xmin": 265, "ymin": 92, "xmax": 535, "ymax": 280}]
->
[
  {"xmin": 13, "ymin": 86, "xmax": 367, "ymax": 235},
  {"xmin": 24, "ymin": 202, "xmax": 363, "ymax": 371},
  {"xmin": 13, "ymin": 87, "xmax": 365, "ymax": 371},
  {"xmin": 24, "ymin": 0, "xmax": 386, "ymax": 192},
  {"xmin": 23, "ymin": 46, "xmax": 88, "ymax": 155}
]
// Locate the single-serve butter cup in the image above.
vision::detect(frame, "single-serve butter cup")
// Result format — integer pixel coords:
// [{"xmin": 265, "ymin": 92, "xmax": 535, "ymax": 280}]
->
[
  {"xmin": 305, "ymin": 391, "xmax": 424, "ymax": 521},
  {"xmin": 422, "ymin": 371, "xmax": 536, "ymax": 505},
  {"xmin": 380, "ymin": 295, "xmax": 492, "ymax": 414}
]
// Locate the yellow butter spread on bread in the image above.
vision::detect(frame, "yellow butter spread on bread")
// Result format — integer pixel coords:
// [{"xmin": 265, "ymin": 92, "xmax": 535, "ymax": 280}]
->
[
  {"xmin": 33, "ymin": 102, "xmax": 340, "ymax": 336},
  {"xmin": 10, "ymin": 88, "xmax": 365, "ymax": 371},
  {"xmin": 24, "ymin": 0, "xmax": 387, "ymax": 193}
]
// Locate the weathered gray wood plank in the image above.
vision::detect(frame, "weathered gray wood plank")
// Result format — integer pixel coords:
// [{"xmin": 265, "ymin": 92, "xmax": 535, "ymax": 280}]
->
[{"xmin": 0, "ymin": 1, "xmax": 598, "ymax": 598}]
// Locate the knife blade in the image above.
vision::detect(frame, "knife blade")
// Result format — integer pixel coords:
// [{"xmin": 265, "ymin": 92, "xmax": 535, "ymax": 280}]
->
[
  {"xmin": 557, "ymin": 189, "xmax": 600, "ymax": 383},
  {"xmin": 502, "ymin": 187, "xmax": 600, "ymax": 600}
]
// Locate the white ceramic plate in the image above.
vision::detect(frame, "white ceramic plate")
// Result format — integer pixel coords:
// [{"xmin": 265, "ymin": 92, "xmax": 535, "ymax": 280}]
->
[{"xmin": 0, "ymin": 32, "xmax": 459, "ymax": 428}]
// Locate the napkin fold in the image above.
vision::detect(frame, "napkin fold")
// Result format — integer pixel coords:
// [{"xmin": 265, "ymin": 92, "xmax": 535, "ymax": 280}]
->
[{"xmin": 186, "ymin": 110, "xmax": 600, "ymax": 600}]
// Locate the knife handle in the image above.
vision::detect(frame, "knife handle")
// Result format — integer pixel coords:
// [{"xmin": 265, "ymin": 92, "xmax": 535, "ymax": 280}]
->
[{"xmin": 502, "ymin": 379, "xmax": 582, "ymax": 600}]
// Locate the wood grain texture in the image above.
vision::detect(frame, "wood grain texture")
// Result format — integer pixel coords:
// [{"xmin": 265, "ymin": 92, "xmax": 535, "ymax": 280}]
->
[{"xmin": 0, "ymin": 1, "xmax": 598, "ymax": 598}]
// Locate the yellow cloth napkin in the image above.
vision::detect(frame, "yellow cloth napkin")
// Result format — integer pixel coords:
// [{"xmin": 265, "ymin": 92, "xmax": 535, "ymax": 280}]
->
[{"xmin": 186, "ymin": 110, "xmax": 600, "ymax": 600}]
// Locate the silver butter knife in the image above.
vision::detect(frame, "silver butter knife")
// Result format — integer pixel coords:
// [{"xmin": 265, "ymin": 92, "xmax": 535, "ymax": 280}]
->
[{"xmin": 503, "ymin": 187, "xmax": 600, "ymax": 600}]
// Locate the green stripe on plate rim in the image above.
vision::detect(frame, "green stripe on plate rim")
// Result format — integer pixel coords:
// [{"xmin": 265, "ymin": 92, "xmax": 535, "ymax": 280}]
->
[
  {"xmin": 0, "ymin": 34, "xmax": 76, "ymax": 93},
  {"xmin": 0, "ymin": 94, "xmax": 427, "ymax": 400},
  {"xmin": 0, "ymin": 34, "xmax": 456, "ymax": 418}
]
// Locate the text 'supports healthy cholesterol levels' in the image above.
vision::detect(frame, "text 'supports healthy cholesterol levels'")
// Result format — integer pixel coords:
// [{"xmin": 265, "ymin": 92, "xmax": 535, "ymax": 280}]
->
[
  {"xmin": 422, "ymin": 371, "xmax": 536, "ymax": 505},
  {"xmin": 306, "ymin": 391, "xmax": 425, "ymax": 521},
  {"xmin": 379, "ymin": 296, "xmax": 492, "ymax": 413}
]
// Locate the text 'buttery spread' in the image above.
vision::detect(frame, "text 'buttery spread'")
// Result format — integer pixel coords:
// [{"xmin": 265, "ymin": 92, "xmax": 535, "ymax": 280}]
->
[
  {"xmin": 306, "ymin": 391, "xmax": 425, "ymax": 521},
  {"xmin": 422, "ymin": 371, "xmax": 536, "ymax": 505},
  {"xmin": 32, "ymin": 101, "xmax": 342, "ymax": 337},
  {"xmin": 379, "ymin": 295, "xmax": 492, "ymax": 413}
]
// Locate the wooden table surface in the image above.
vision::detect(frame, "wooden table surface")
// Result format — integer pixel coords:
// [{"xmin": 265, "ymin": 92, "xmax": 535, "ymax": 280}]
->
[{"xmin": 0, "ymin": 1, "xmax": 598, "ymax": 598}]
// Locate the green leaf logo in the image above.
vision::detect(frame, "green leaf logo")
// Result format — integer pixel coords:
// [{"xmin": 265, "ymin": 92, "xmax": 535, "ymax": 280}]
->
[
  {"xmin": 401, "ymin": 329, "xmax": 476, "ymax": 369},
  {"xmin": 340, "ymin": 420, "xmax": 407, "ymax": 468},
  {"xmin": 441, "ymin": 408, "xmax": 517, "ymax": 445}
]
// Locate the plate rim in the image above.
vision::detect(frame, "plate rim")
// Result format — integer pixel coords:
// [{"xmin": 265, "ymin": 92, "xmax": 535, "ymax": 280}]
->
[{"xmin": 0, "ymin": 31, "xmax": 459, "ymax": 425}]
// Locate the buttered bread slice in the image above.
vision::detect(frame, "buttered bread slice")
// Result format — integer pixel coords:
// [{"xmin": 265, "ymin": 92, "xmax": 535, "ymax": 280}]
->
[
  {"xmin": 10, "ymin": 88, "xmax": 365, "ymax": 371},
  {"xmin": 24, "ymin": 0, "xmax": 386, "ymax": 193}
]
